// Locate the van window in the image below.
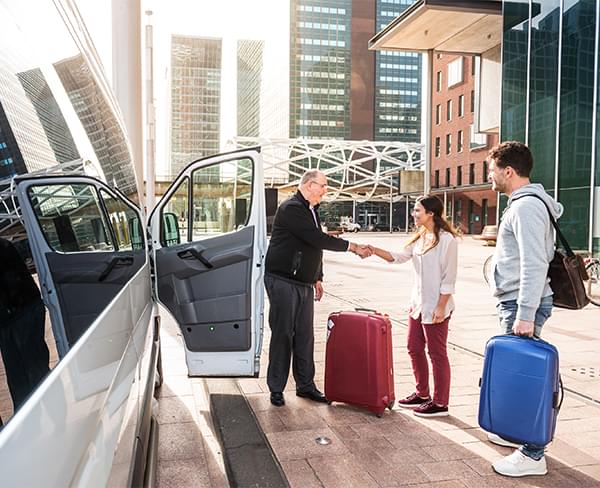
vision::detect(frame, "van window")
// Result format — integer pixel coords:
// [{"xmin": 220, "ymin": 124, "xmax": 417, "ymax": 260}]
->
[
  {"xmin": 100, "ymin": 189, "xmax": 144, "ymax": 251},
  {"xmin": 27, "ymin": 183, "xmax": 114, "ymax": 252},
  {"xmin": 191, "ymin": 158, "xmax": 253, "ymax": 239}
]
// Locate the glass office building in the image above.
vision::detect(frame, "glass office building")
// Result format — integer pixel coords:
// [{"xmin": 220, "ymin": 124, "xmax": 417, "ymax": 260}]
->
[
  {"xmin": 171, "ymin": 36, "xmax": 221, "ymax": 176},
  {"xmin": 502, "ymin": 0, "xmax": 600, "ymax": 253},
  {"xmin": 237, "ymin": 40, "xmax": 264, "ymax": 138},
  {"xmin": 375, "ymin": 0, "xmax": 421, "ymax": 142},
  {"xmin": 290, "ymin": 0, "xmax": 352, "ymax": 139}
]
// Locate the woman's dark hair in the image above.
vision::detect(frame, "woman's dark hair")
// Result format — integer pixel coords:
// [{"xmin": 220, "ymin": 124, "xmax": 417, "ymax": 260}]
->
[{"xmin": 405, "ymin": 195, "xmax": 459, "ymax": 253}]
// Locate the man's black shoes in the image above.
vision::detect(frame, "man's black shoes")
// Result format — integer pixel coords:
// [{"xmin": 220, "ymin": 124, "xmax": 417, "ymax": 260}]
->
[
  {"xmin": 270, "ymin": 392, "xmax": 285, "ymax": 407},
  {"xmin": 296, "ymin": 388, "xmax": 328, "ymax": 403}
]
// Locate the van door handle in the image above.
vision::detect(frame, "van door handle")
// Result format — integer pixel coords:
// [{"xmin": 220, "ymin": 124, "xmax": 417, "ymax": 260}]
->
[
  {"xmin": 177, "ymin": 248, "xmax": 214, "ymax": 268},
  {"xmin": 99, "ymin": 256, "xmax": 134, "ymax": 281}
]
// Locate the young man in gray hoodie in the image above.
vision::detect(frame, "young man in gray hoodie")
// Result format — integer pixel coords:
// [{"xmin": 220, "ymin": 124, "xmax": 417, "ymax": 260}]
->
[{"xmin": 486, "ymin": 141, "xmax": 563, "ymax": 478}]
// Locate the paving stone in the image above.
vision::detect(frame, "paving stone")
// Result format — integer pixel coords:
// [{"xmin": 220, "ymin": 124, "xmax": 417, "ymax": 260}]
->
[
  {"xmin": 280, "ymin": 459, "xmax": 323, "ymax": 488},
  {"xmin": 275, "ymin": 406, "xmax": 329, "ymax": 431},
  {"xmin": 157, "ymin": 458, "xmax": 212, "ymax": 488},
  {"xmin": 367, "ymin": 460, "xmax": 431, "ymax": 487},
  {"xmin": 157, "ymin": 422, "xmax": 205, "ymax": 461},
  {"xmin": 547, "ymin": 438, "xmax": 600, "ymax": 467},
  {"xmin": 307, "ymin": 454, "xmax": 379, "ymax": 488},
  {"xmin": 384, "ymin": 446, "xmax": 437, "ymax": 465},
  {"xmin": 417, "ymin": 460, "xmax": 478, "ymax": 482},
  {"xmin": 462, "ymin": 456, "xmax": 495, "ymax": 476},
  {"xmin": 157, "ymin": 395, "xmax": 196, "ymax": 424},
  {"xmin": 158, "ymin": 375, "xmax": 193, "ymax": 398},
  {"xmin": 341, "ymin": 436, "xmax": 395, "ymax": 453},
  {"xmin": 425, "ymin": 443, "xmax": 479, "ymax": 462},
  {"xmin": 266, "ymin": 428, "xmax": 349, "ymax": 461}
]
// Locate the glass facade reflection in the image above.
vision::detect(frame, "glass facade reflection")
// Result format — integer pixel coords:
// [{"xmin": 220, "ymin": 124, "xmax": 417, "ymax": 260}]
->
[
  {"xmin": 501, "ymin": 0, "xmax": 529, "ymax": 142},
  {"xmin": 528, "ymin": 0, "xmax": 559, "ymax": 189},
  {"xmin": 501, "ymin": 0, "xmax": 600, "ymax": 254},
  {"xmin": 54, "ymin": 55, "xmax": 137, "ymax": 197},
  {"xmin": 0, "ymin": 2, "xmax": 139, "ymax": 201}
]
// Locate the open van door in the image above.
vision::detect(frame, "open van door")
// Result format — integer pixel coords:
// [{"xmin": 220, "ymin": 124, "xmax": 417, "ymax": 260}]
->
[{"xmin": 149, "ymin": 148, "xmax": 267, "ymax": 376}]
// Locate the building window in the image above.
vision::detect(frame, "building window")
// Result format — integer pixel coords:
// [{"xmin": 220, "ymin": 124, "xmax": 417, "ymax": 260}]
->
[
  {"xmin": 434, "ymin": 170, "xmax": 440, "ymax": 188},
  {"xmin": 470, "ymin": 124, "xmax": 487, "ymax": 149},
  {"xmin": 482, "ymin": 198, "xmax": 488, "ymax": 226},
  {"xmin": 446, "ymin": 133, "xmax": 452, "ymax": 154},
  {"xmin": 436, "ymin": 71, "xmax": 442, "ymax": 92},
  {"xmin": 469, "ymin": 163, "xmax": 475, "ymax": 184},
  {"xmin": 445, "ymin": 168, "xmax": 450, "ymax": 187},
  {"xmin": 457, "ymin": 166, "xmax": 462, "ymax": 186},
  {"xmin": 447, "ymin": 57, "xmax": 464, "ymax": 87},
  {"xmin": 435, "ymin": 137, "xmax": 441, "ymax": 157},
  {"xmin": 458, "ymin": 95, "xmax": 464, "ymax": 117},
  {"xmin": 483, "ymin": 160, "xmax": 488, "ymax": 183},
  {"xmin": 435, "ymin": 104, "xmax": 441, "ymax": 125},
  {"xmin": 446, "ymin": 99, "xmax": 452, "ymax": 121},
  {"xmin": 454, "ymin": 199, "xmax": 462, "ymax": 223},
  {"xmin": 457, "ymin": 130, "xmax": 464, "ymax": 152},
  {"xmin": 470, "ymin": 90, "xmax": 475, "ymax": 112}
]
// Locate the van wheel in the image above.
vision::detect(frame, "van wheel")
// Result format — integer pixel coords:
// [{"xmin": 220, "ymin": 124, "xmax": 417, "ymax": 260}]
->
[{"xmin": 353, "ymin": 228, "xmax": 358, "ymax": 233}]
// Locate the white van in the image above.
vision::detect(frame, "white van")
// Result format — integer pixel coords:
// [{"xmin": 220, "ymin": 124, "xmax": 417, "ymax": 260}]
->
[{"xmin": 0, "ymin": 1, "xmax": 267, "ymax": 486}]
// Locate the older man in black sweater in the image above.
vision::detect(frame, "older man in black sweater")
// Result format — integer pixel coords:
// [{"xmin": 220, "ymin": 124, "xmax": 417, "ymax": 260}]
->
[{"xmin": 264, "ymin": 170, "xmax": 369, "ymax": 406}]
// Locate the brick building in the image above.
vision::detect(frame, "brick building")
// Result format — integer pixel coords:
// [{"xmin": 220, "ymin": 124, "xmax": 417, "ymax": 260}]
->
[{"xmin": 430, "ymin": 53, "xmax": 498, "ymax": 235}]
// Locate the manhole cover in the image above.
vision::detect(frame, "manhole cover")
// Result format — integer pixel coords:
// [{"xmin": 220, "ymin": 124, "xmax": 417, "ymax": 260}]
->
[{"xmin": 315, "ymin": 436, "xmax": 331, "ymax": 445}]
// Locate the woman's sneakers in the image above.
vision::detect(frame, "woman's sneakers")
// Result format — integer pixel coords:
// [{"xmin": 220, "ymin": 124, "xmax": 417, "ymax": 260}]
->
[
  {"xmin": 397, "ymin": 393, "xmax": 449, "ymax": 417},
  {"xmin": 413, "ymin": 400, "xmax": 449, "ymax": 417},
  {"xmin": 397, "ymin": 392, "xmax": 431, "ymax": 409}
]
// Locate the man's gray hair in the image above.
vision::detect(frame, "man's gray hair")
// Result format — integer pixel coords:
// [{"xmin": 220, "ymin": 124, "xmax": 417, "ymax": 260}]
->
[{"xmin": 300, "ymin": 169, "xmax": 323, "ymax": 186}]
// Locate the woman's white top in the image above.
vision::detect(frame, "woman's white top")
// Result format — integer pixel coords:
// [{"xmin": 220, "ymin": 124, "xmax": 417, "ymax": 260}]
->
[{"xmin": 390, "ymin": 230, "xmax": 458, "ymax": 324}]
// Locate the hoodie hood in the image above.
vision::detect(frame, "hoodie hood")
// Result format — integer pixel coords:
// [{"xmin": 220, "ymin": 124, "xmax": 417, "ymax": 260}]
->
[{"xmin": 508, "ymin": 183, "xmax": 563, "ymax": 219}]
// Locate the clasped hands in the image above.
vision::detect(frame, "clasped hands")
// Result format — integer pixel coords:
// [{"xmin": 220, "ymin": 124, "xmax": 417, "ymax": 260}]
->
[{"xmin": 349, "ymin": 242, "xmax": 373, "ymax": 259}]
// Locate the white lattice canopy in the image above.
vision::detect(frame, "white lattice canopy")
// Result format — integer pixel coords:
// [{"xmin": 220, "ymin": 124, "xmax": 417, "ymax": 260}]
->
[{"xmin": 228, "ymin": 137, "xmax": 425, "ymax": 202}]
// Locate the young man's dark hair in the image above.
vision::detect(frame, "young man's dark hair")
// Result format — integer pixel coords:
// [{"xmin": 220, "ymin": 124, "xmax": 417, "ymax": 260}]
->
[{"xmin": 488, "ymin": 141, "xmax": 533, "ymax": 177}]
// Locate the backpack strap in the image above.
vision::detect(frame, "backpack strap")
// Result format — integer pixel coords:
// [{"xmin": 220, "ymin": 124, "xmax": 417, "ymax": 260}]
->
[{"xmin": 510, "ymin": 194, "xmax": 574, "ymax": 258}]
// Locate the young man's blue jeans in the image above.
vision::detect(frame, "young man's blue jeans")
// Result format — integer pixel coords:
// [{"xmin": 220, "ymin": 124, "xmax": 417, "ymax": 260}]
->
[{"xmin": 496, "ymin": 295, "xmax": 553, "ymax": 460}]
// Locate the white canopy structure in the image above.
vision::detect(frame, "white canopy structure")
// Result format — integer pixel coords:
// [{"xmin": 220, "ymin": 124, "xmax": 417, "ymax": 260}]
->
[{"xmin": 228, "ymin": 137, "xmax": 425, "ymax": 202}]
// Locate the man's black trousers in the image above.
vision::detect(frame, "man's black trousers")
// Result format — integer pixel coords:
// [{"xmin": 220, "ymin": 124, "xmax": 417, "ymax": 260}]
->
[
  {"xmin": 264, "ymin": 274, "xmax": 316, "ymax": 393},
  {"xmin": 0, "ymin": 300, "xmax": 50, "ymax": 410}
]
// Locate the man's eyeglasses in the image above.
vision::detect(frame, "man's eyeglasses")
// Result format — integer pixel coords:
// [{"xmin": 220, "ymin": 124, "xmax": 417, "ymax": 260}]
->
[{"xmin": 310, "ymin": 180, "xmax": 328, "ymax": 189}]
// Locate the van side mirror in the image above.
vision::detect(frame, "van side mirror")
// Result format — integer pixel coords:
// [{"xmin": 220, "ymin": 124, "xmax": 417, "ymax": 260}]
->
[{"xmin": 162, "ymin": 212, "xmax": 181, "ymax": 246}]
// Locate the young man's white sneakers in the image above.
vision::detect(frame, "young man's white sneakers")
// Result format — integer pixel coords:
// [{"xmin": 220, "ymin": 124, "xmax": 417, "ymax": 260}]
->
[
  {"xmin": 492, "ymin": 449, "xmax": 547, "ymax": 477},
  {"xmin": 487, "ymin": 432, "xmax": 521, "ymax": 448}
]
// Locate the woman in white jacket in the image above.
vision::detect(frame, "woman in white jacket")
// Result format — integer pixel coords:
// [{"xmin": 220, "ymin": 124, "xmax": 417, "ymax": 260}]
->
[{"xmin": 369, "ymin": 195, "xmax": 458, "ymax": 417}]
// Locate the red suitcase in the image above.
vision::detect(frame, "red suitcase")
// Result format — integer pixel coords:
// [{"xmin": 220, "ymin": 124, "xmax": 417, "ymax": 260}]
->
[{"xmin": 325, "ymin": 309, "xmax": 395, "ymax": 416}]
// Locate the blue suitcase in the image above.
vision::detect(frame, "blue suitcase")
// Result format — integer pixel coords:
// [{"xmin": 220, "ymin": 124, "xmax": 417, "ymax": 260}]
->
[{"xmin": 478, "ymin": 335, "xmax": 563, "ymax": 446}]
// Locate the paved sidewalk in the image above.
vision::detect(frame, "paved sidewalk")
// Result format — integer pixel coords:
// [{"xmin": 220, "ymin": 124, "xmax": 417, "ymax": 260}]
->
[
  {"xmin": 242, "ymin": 235, "xmax": 600, "ymax": 487},
  {"xmin": 156, "ymin": 234, "xmax": 600, "ymax": 487}
]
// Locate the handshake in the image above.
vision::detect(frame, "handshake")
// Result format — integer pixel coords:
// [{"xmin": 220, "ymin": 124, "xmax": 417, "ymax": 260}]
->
[{"xmin": 349, "ymin": 243, "xmax": 374, "ymax": 259}]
